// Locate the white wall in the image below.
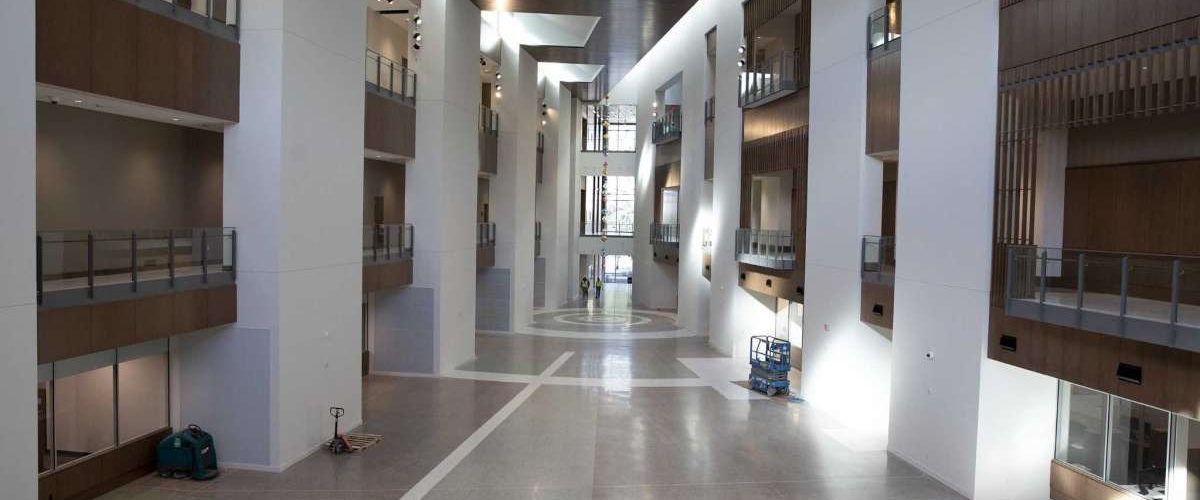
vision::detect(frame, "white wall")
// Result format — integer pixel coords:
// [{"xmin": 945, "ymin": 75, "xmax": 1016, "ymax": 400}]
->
[
  {"xmin": 0, "ymin": 0, "xmax": 38, "ymax": 495},
  {"xmin": 889, "ymin": 0, "xmax": 1057, "ymax": 496},
  {"xmin": 536, "ymin": 78, "xmax": 570, "ymax": 308},
  {"xmin": 191, "ymin": 0, "xmax": 365, "ymax": 470},
  {"xmin": 604, "ymin": 0, "xmax": 742, "ymax": 327},
  {"xmin": 490, "ymin": 23, "xmax": 539, "ymax": 330},
  {"xmin": 407, "ymin": 0, "xmax": 481, "ymax": 372},
  {"xmin": 801, "ymin": 0, "xmax": 894, "ymax": 440}
]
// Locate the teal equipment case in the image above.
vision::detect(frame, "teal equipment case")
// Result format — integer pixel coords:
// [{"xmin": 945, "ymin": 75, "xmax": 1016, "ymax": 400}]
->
[{"xmin": 156, "ymin": 425, "xmax": 219, "ymax": 480}]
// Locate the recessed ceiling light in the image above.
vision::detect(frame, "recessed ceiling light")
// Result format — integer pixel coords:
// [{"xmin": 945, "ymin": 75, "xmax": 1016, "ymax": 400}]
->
[
  {"xmin": 171, "ymin": 117, "xmax": 181, "ymax": 121},
  {"xmin": 73, "ymin": 99, "xmax": 83, "ymax": 104}
]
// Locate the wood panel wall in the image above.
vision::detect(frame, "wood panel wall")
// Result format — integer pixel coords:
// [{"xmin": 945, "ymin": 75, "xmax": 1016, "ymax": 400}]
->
[
  {"xmin": 479, "ymin": 133, "xmax": 498, "ymax": 175},
  {"xmin": 990, "ymin": 306, "xmax": 1200, "ymax": 418},
  {"xmin": 1050, "ymin": 461, "xmax": 1143, "ymax": 500},
  {"xmin": 738, "ymin": 265, "xmax": 804, "ymax": 302},
  {"xmin": 37, "ymin": 0, "xmax": 240, "ymax": 122},
  {"xmin": 39, "ymin": 428, "xmax": 171, "ymax": 500},
  {"xmin": 1064, "ymin": 160, "xmax": 1200, "ymax": 256},
  {"xmin": 743, "ymin": 91, "xmax": 808, "ymax": 142},
  {"xmin": 861, "ymin": 281, "xmax": 895, "ymax": 329},
  {"xmin": 38, "ymin": 285, "xmax": 237, "ymax": 364},
  {"xmin": 363, "ymin": 259, "xmax": 414, "ymax": 293},
  {"xmin": 866, "ymin": 43, "xmax": 901, "ymax": 157},
  {"xmin": 365, "ymin": 91, "xmax": 417, "ymax": 158},
  {"xmin": 1000, "ymin": 0, "xmax": 1200, "ymax": 70},
  {"xmin": 744, "ymin": 0, "xmax": 801, "ymax": 32}
]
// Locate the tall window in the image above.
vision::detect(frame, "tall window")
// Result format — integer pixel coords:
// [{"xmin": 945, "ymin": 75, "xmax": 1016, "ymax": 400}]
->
[
  {"xmin": 582, "ymin": 175, "xmax": 634, "ymax": 236},
  {"xmin": 582, "ymin": 104, "xmax": 637, "ymax": 152}
]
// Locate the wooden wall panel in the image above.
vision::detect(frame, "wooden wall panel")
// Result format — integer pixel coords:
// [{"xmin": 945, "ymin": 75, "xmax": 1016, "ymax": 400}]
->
[
  {"xmin": 36, "ymin": 0, "xmax": 92, "ymax": 90},
  {"xmin": 174, "ymin": 24, "xmax": 200, "ymax": 114},
  {"xmin": 479, "ymin": 133, "xmax": 499, "ymax": 175},
  {"xmin": 90, "ymin": 0, "xmax": 138, "ymax": 101},
  {"xmin": 1001, "ymin": 0, "xmax": 1200, "ymax": 70},
  {"xmin": 136, "ymin": 8, "xmax": 179, "ymax": 109},
  {"xmin": 38, "ymin": 428, "xmax": 169, "ymax": 500},
  {"xmin": 860, "ymin": 281, "xmax": 894, "ymax": 329},
  {"xmin": 743, "ymin": 91, "xmax": 808, "ymax": 142},
  {"xmin": 364, "ymin": 91, "xmax": 416, "ymax": 158},
  {"xmin": 204, "ymin": 35, "xmax": 240, "ymax": 121},
  {"xmin": 38, "ymin": 306, "xmax": 92, "ymax": 363},
  {"xmin": 1050, "ymin": 461, "xmax": 1143, "ymax": 500},
  {"xmin": 207, "ymin": 284, "xmax": 237, "ymax": 326},
  {"xmin": 866, "ymin": 45, "xmax": 901, "ymax": 157},
  {"xmin": 477, "ymin": 247, "xmax": 496, "ymax": 269},
  {"xmin": 172, "ymin": 289, "xmax": 207, "ymax": 334},
  {"xmin": 91, "ymin": 300, "xmax": 135, "ymax": 351},
  {"xmin": 1064, "ymin": 161, "xmax": 1200, "ymax": 256},
  {"xmin": 135, "ymin": 294, "xmax": 174, "ymax": 342},
  {"xmin": 738, "ymin": 265, "xmax": 803, "ymax": 302}
]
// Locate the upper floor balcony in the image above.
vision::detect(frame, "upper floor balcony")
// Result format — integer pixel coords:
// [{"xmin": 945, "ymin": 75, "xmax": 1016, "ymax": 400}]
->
[
  {"xmin": 739, "ymin": 49, "xmax": 807, "ymax": 109},
  {"xmin": 735, "ymin": 228, "xmax": 795, "ymax": 271},
  {"xmin": 364, "ymin": 49, "xmax": 417, "ymax": 160},
  {"xmin": 479, "ymin": 106, "xmax": 500, "ymax": 175},
  {"xmin": 867, "ymin": 0, "xmax": 901, "ymax": 52},
  {"xmin": 365, "ymin": 49, "xmax": 417, "ymax": 105},
  {"xmin": 861, "ymin": 235, "xmax": 895, "ymax": 328},
  {"xmin": 1004, "ymin": 245, "xmax": 1200, "ymax": 352},
  {"xmin": 477, "ymin": 222, "xmax": 496, "ymax": 269},
  {"xmin": 861, "ymin": 235, "xmax": 895, "ymax": 286},
  {"xmin": 362, "ymin": 223, "xmax": 414, "ymax": 293},
  {"xmin": 37, "ymin": 0, "xmax": 241, "ymax": 123},
  {"xmin": 536, "ymin": 132, "xmax": 546, "ymax": 184},
  {"xmin": 535, "ymin": 221, "xmax": 542, "ymax": 258},
  {"xmin": 36, "ymin": 227, "xmax": 237, "ymax": 364},
  {"xmin": 651, "ymin": 223, "xmax": 680, "ymax": 246},
  {"xmin": 583, "ymin": 221, "xmax": 635, "ymax": 238},
  {"xmin": 865, "ymin": 1, "xmax": 901, "ymax": 157},
  {"xmin": 652, "ymin": 106, "xmax": 682, "ymax": 145}
]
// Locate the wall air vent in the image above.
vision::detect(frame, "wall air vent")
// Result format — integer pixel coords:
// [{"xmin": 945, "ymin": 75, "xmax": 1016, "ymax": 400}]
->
[
  {"xmin": 765, "ymin": 279, "xmax": 772, "ymax": 288},
  {"xmin": 872, "ymin": 304, "xmax": 885, "ymax": 317},
  {"xmin": 1117, "ymin": 363, "xmax": 1143, "ymax": 385},
  {"xmin": 740, "ymin": 273, "xmax": 747, "ymax": 280},
  {"xmin": 999, "ymin": 334, "xmax": 1017, "ymax": 352}
]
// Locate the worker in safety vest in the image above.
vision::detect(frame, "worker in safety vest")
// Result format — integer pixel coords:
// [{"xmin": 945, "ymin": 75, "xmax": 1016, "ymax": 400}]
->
[{"xmin": 580, "ymin": 276, "xmax": 590, "ymax": 299}]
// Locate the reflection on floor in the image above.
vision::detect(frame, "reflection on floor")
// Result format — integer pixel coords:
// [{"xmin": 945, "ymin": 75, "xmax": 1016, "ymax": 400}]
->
[{"xmin": 103, "ymin": 284, "xmax": 964, "ymax": 500}]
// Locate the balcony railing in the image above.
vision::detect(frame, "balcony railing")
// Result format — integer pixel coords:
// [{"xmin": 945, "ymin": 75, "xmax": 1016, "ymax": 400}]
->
[
  {"xmin": 480, "ymin": 106, "xmax": 500, "ymax": 136},
  {"xmin": 704, "ymin": 96, "xmax": 716, "ymax": 122},
  {"xmin": 651, "ymin": 223, "xmax": 680, "ymax": 246},
  {"xmin": 154, "ymin": 0, "xmax": 240, "ymax": 40},
  {"xmin": 366, "ymin": 49, "xmax": 417, "ymax": 105},
  {"xmin": 735, "ymin": 228, "xmax": 795, "ymax": 270},
  {"xmin": 582, "ymin": 221, "xmax": 635, "ymax": 237},
  {"xmin": 535, "ymin": 221, "xmax": 542, "ymax": 257},
  {"xmin": 37, "ymin": 227, "xmax": 236, "ymax": 307},
  {"xmin": 868, "ymin": 1, "xmax": 902, "ymax": 51},
  {"xmin": 739, "ymin": 49, "xmax": 807, "ymax": 108},
  {"xmin": 652, "ymin": 107, "xmax": 682, "ymax": 144},
  {"xmin": 537, "ymin": 131, "xmax": 546, "ymax": 151},
  {"xmin": 478, "ymin": 222, "xmax": 496, "ymax": 248},
  {"xmin": 1005, "ymin": 245, "xmax": 1200, "ymax": 350},
  {"xmin": 363, "ymin": 223, "xmax": 413, "ymax": 264},
  {"xmin": 861, "ymin": 235, "xmax": 895, "ymax": 286}
]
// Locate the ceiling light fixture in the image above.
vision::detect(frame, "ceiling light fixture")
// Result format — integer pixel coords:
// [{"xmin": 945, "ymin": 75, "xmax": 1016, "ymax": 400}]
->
[
  {"xmin": 73, "ymin": 99, "xmax": 83, "ymax": 104},
  {"xmin": 413, "ymin": 15, "xmax": 422, "ymax": 25},
  {"xmin": 413, "ymin": 33, "xmax": 422, "ymax": 42},
  {"xmin": 738, "ymin": 45, "xmax": 746, "ymax": 55},
  {"xmin": 495, "ymin": 90, "xmax": 502, "ymax": 98},
  {"xmin": 495, "ymin": 84, "xmax": 502, "ymax": 91},
  {"xmin": 541, "ymin": 119, "xmax": 547, "ymax": 126},
  {"xmin": 496, "ymin": 73, "xmax": 502, "ymax": 80},
  {"xmin": 171, "ymin": 117, "xmax": 181, "ymax": 121}
]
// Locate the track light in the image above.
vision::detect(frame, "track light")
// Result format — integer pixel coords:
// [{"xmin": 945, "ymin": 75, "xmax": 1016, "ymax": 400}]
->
[
  {"xmin": 496, "ymin": 73, "xmax": 502, "ymax": 80},
  {"xmin": 541, "ymin": 119, "xmax": 547, "ymax": 126},
  {"xmin": 413, "ymin": 15, "xmax": 422, "ymax": 26},
  {"xmin": 413, "ymin": 33, "xmax": 422, "ymax": 42},
  {"xmin": 738, "ymin": 44, "xmax": 746, "ymax": 55},
  {"xmin": 737, "ymin": 59, "xmax": 745, "ymax": 67},
  {"xmin": 413, "ymin": 42, "xmax": 422, "ymax": 50},
  {"xmin": 496, "ymin": 84, "xmax": 502, "ymax": 91},
  {"xmin": 495, "ymin": 91, "xmax": 502, "ymax": 98}
]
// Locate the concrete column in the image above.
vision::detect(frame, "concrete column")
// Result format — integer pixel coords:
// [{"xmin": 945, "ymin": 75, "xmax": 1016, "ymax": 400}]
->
[
  {"xmin": 176, "ymin": 0, "xmax": 366, "ymax": 470},
  {"xmin": 0, "ymin": 0, "xmax": 38, "ymax": 496},
  {"xmin": 889, "ymin": 0, "xmax": 1057, "ymax": 497},
  {"xmin": 800, "ymin": 0, "xmax": 894, "ymax": 440},
  {"xmin": 538, "ymin": 79, "xmax": 571, "ymax": 308},
  {"xmin": 484, "ymin": 24, "xmax": 538, "ymax": 330},
  {"xmin": 395, "ymin": 0, "xmax": 480, "ymax": 372}
]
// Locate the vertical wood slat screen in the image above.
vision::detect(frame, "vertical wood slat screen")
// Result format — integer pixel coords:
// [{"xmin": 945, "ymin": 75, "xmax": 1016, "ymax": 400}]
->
[
  {"xmin": 992, "ymin": 13, "xmax": 1200, "ymax": 307},
  {"xmin": 740, "ymin": 126, "xmax": 809, "ymax": 176},
  {"xmin": 744, "ymin": 0, "xmax": 801, "ymax": 33}
]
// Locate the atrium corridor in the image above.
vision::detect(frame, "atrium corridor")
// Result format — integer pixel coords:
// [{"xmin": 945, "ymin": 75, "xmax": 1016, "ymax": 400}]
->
[{"xmin": 103, "ymin": 287, "xmax": 963, "ymax": 500}]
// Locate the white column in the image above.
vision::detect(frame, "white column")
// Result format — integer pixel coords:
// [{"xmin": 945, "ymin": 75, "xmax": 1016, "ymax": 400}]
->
[
  {"xmin": 800, "ymin": 0, "xmax": 894, "ymax": 440},
  {"xmin": 889, "ymin": 0, "xmax": 1056, "ymax": 496},
  {"xmin": 179, "ymin": 0, "xmax": 366, "ymax": 470},
  {"xmin": 539, "ymin": 79, "xmax": 571, "ymax": 308},
  {"xmin": 0, "ymin": 0, "xmax": 37, "ymax": 496},
  {"xmin": 403, "ymin": 0, "xmax": 480, "ymax": 371},
  {"xmin": 489, "ymin": 26, "xmax": 538, "ymax": 330}
]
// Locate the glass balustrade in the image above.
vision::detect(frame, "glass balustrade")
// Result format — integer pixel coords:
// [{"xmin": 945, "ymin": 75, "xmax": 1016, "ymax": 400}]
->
[
  {"xmin": 735, "ymin": 228, "xmax": 795, "ymax": 270},
  {"xmin": 861, "ymin": 235, "xmax": 895, "ymax": 285},
  {"xmin": 362, "ymin": 223, "xmax": 414, "ymax": 264},
  {"xmin": 366, "ymin": 49, "xmax": 417, "ymax": 104}
]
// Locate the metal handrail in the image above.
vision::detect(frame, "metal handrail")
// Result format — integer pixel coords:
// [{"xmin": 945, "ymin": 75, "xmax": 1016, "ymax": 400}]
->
[
  {"xmin": 477, "ymin": 222, "xmax": 497, "ymax": 248},
  {"xmin": 36, "ymin": 227, "xmax": 236, "ymax": 305},
  {"xmin": 480, "ymin": 106, "xmax": 500, "ymax": 135},
  {"xmin": 704, "ymin": 97, "xmax": 716, "ymax": 122},
  {"xmin": 366, "ymin": 49, "xmax": 418, "ymax": 104},
  {"xmin": 734, "ymin": 228, "xmax": 796, "ymax": 270},
  {"xmin": 363, "ymin": 223, "xmax": 414, "ymax": 263},
  {"xmin": 1005, "ymin": 244, "xmax": 1197, "ymax": 331},
  {"xmin": 739, "ymin": 49, "xmax": 806, "ymax": 107},
  {"xmin": 861, "ymin": 235, "xmax": 896, "ymax": 284},
  {"xmin": 652, "ymin": 107, "xmax": 682, "ymax": 143},
  {"xmin": 583, "ymin": 221, "xmax": 635, "ymax": 237},
  {"xmin": 651, "ymin": 223, "xmax": 680, "ymax": 245}
]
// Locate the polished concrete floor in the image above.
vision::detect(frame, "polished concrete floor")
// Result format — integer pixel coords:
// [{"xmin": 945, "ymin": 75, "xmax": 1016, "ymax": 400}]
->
[{"xmin": 104, "ymin": 285, "xmax": 964, "ymax": 500}]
